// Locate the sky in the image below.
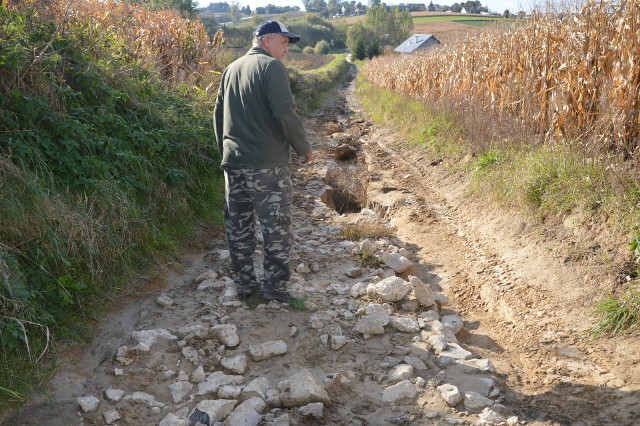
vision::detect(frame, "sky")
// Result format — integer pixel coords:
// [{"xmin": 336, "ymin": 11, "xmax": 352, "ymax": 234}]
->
[{"xmin": 196, "ymin": 0, "xmax": 539, "ymax": 14}]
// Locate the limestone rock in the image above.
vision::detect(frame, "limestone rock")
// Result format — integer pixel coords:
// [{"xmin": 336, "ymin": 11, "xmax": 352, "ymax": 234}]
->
[
  {"xmin": 464, "ymin": 391, "xmax": 494, "ymax": 410},
  {"xmin": 168, "ymin": 380, "xmax": 193, "ymax": 403},
  {"xmin": 380, "ymin": 253, "xmax": 412, "ymax": 273},
  {"xmin": 131, "ymin": 328, "xmax": 176, "ymax": 352},
  {"xmin": 102, "ymin": 409, "xmax": 121, "ymax": 424},
  {"xmin": 213, "ymin": 324, "xmax": 240, "ymax": 347},
  {"xmin": 278, "ymin": 369, "xmax": 331, "ymax": 407},
  {"xmin": 189, "ymin": 399, "xmax": 237, "ymax": 425},
  {"xmin": 387, "ymin": 364, "xmax": 414, "ymax": 384},
  {"xmin": 159, "ymin": 411, "xmax": 189, "ymax": 426},
  {"xmin": 249, "ymin": 340, "xmax": 288, "ymax": 361},
  {"xmin": 455, "ymin": 358, "xmax": 496, "ymax": 373},
  {"xmin": 350, "ymin": 281, "xmax": 369, "ymax": 298},
  {"xmin": 437, "ymin": 384, "xmax": 462, "ymax": 407},
  {"xmin": 104, "ymin": 388, "xmax": 124, "ymax": 402},
  {"xmin": 221, "ymin": 353, "xmax": 248, "ymax": 374},
  {"xmin": 224, "ymin": 399, "xmax": 262, "ymax": 426},
  {"xmin": 157, "ymin": 295, "xmax": 174, "ymax": 307},
  {"xmin": 389, "ymin": 316, "xmax": 421, "ymax": 333},
  {"xmin": 77, "ymin": 395, "xmax": 100, "ymax": 413},
  {"xmin": 191, "ymin": 365, "xmax": 206, "ymax": 383},
  {"xmin": 243, "ymin": 377, "xmax": 271, "ymax": 400},
  {"xmin": 367, "ymin": 276, "xmax": 411, "ymax": 302},
  {"xmin": 299, "ymin": 402, "xmax": 324, "ymax": 419},
  {"xmin": 441, "ymin": 314, "xmax": 464, "ymax": 334},
  {"xmin": 197, "ymin": 371, "xmax": 245, "ymax": 396},
  {"xmin": 409, "ymin": 276, "xmax": 436, "ymax": 307},
  {"xmin": 353, "ymin": 303, "xmax": 389, "ymax": 335},
  {"xmin": 194, "ymin": 269, "xmax": 219, "ymax": 283},
  {"xmin": 381, "ymin": 380, "xmax": 417, "ymax": 403}
]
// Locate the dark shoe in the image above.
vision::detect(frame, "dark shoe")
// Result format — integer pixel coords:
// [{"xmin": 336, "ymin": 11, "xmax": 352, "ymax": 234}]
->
[
  {"xmin": 237, "ymin": 284, "xmax": 259, "ymax": 300},
  {"xmin": 260, "ymin": 288, "xmax": 294, "ymax": 303}
]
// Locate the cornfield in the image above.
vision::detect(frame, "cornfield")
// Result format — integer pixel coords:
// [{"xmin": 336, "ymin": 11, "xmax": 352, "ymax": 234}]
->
[
  {"xmin": 5, "ymin": 0, "xmax": 225, "ymax": 86},
  {"xmin": 363, "ymin": 1, "xmax": 640, "ymax": 159}
]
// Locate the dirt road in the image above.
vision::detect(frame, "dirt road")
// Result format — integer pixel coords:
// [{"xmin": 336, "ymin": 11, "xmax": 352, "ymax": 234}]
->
[{"xmin": 4, "ymin": 66, "xmax": 639, "ymax": 426}]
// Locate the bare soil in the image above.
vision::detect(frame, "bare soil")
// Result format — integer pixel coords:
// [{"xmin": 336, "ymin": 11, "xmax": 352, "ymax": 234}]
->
[{"xmin": 3, "ymin": 64, "xmax": 640, "ymax": 426}]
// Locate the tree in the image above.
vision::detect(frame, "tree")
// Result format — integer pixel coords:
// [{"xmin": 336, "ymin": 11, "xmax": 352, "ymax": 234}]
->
[
  {"xmin": 428, "ymin": 1, "xmax": 435, "ymax": 11},
  {"xmin": 347, "ymin": 22, "xmax": 380, "ymax": 59},
  {"xmin": 229, "ymin": 1, "xmax": 241, "ymax": 25},
  {"xmin": 365, "ymin": 3, "xmax": 413, "ymax": 46}
]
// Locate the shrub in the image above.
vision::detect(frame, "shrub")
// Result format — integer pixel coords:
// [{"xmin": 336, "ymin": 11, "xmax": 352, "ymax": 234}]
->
[
  {"xmin": 303, "ymin": 46, "xmax": 315, "ymax": 54},
  {"xmin": 314, "ymin": 40, "xmax": 330, "ymax": 55}
]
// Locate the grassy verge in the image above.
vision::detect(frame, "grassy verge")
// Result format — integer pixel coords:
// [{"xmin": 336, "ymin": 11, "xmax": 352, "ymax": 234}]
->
[
  {"xmin": 0, "ymin": 3, "xmax": 224, "ymax": 407},
  {"xmin": 355, "ymin": 73, "xmax": 640, "ymax": 337},
  {"xmin": 290, "ymin": 53, "xmax": 351, "ymax": 113}
]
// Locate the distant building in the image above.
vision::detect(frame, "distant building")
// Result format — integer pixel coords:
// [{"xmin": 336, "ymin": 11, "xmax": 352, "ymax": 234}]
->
[{"xmin": 394, "ymin": 34, "xmax": 441, "ymax": 54}]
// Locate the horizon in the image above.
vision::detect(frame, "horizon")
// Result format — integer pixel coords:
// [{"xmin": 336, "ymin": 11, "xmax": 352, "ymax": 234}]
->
[{"xmin": 196, "ymin": 0, "xmax": 540, "ymax": 14}]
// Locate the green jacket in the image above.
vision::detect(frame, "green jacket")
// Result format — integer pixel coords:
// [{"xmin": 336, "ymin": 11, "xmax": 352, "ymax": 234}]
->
[{"xmin": 213, "ymin": 47, "xmax": 311, "ymax": 168}]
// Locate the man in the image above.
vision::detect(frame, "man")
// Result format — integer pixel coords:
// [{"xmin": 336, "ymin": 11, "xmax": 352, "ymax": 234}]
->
[{"xmin": 213, "ymin": 20, "xmax": 313, "ymax": 302}]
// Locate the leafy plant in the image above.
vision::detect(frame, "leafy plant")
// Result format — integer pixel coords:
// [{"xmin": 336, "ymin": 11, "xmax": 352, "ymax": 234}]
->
[{"xmin": 474, "ymin": 149, "xmax": 500, "ymax": 172}]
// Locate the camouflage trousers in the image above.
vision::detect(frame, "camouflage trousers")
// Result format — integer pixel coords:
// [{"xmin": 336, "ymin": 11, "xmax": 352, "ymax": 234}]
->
[{"xmin": 223, "ymin": 166, "xmax": 293, "ymax": 295}]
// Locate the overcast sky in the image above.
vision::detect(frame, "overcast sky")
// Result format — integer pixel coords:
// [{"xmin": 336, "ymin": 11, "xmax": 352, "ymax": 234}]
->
[{"xmin": 197, "ymin": 0, "xmax": 541, "ymax": 14}]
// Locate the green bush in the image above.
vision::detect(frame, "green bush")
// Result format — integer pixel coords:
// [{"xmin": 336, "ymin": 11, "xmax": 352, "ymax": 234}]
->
[
  {"xmin": 303, "ymin": 46, "xmax": 315, "ymax": 54},
  {"xmin": 314, "ymin": 40, "xmax": 330, "ymax": 55}
]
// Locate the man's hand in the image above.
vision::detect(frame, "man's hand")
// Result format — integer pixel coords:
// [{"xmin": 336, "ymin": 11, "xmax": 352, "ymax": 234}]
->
[{"xmin": 300, "ymin": 152, "xmax": 313, "ymax": 164}]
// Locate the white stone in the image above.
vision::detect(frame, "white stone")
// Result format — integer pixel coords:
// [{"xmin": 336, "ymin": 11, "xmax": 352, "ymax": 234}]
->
[
  {"xmin": 455, "ymin": 358, "xmax": 496, "ymax": 373},
  {"xmin": 218, "ymin": 385, "xmax": 243, "ymax": 399},
  {"xmin": 191, "ymin": 365, "xmax": 206, "ymax": 383},
  {"xmin": 242, "ymin": 396, "xmax": 267, "ymax": 413},
  {"xmin": 218, "ymin": 249, "xmax": 230, "ymax": 260},
  {"xmin": 420, "ymin": 310, "xmax": 440, "ymax": 321},
  {"xmin": 366, "ymin": 276, "xmax": 411, "ymax": 302},
  {"xmin": 354, "ymin": 239, "xmax": 376, "ymax": 256},
  {"xmin": 224, "ymin": 400, "xmax": 262, "ymax": 426},
  {"xmin": 437, "ymin": 384, "xmax": 462, "ymax": 406},
  {"xmin": 77, "ymin": 395, "xmax": 100, "ymax": 413},
  {"xmin": 477, "ymin": 407, "xmax": 506, "ymax": 425},
  {"xmin": 243, "ymin": 377, "xmax": 271, "ymax": 400},
  {"xmin": 380, "ymin": 253, "xmax": 412, "ymax": 273},
  {"xmin": 125, "ymin": 391, "xmax": 166, "ymax": 409},
  {"xmin": 102, "ymin": 409, "xmax": 121, "ymax": 424},
  {"xmin": 353, "ymin": 303, "xmax": 389, "ymax": 335},
  {"xmin": 441, "ymin": 314, "xmax": 464, "ymax": 334},
  {"xmin": 387, "ymin": 364, "xmax": 414, "ymax": 384},
  {"xmin": 466, "ymin": 377, "xmax": 495, "ymax": 397},
  {"xmin": 168, "ymin": 380, "xmax": 193, "ymax": 403},
  {"xmin": 388, "ymin": 316, "xmax": 421, "ymax": 333},
  {"xmin": 331, "ymin": 335, "xmax": 348, "ymax": 350},
  {"xmin": 189, "ymin": 399, "xmax": 237, "ymax": 425},
  {"xmin": 381, "ymin": 380, "xmax": 417, "ymax": 403},
  {"xmin": 114, "ymin": 368, "xmax": 124, "ymax": 376},
  {"xmin": 131, "ymin": 329, "xmax": 176, "ymax": 352},
  {"xmin": 409, "ymin": 276, "xmax": 436, "ymax": 307},
  {"xmin": 182, "ymin": 346, "xmax": 199, "ymax": 364},
  {"xmin": 158, "ymin": 412, "xmax": 189, "ymax": 426},
  {"xmin": 298, "ymin": 402, "xmax": 324, "ymax": 419},
  {"xmin": 295, "ymin": 263, "xmax": 311, "ymax": 274},
  {"xmin": 157, "ymin": 295, "xmax": 174, "ymax": 307},
  {"xmin": 427, "ymin": 333, "xmax": 448, "ymax": 351},
  {"xmin": 278, "ymin": 369, "xmax": 331, "ymax": 407},
  {"xmin": 350, "ymin": 282, "xmax": 369, "ymax": 298},
  {"xmin": 197, "ymin": 278, "xmax": 224, "ymax": 291},
  {"xmin": 197, "ymin": 371, "xmax": 245, "ymax": 396},
  {"xmin": 436, "ymin": 343, "xmax": 473, "ymax": 367},
  {"xmin": 220, "ymin": 286, "xmax": 238, "ymax": 302},
  {"xmin": 345, "ymin": 267, "xmax": 363, "ymax": 278},
  {"xmin": 249, "ymin": 340, "xmax": 288, "ymax": 361},
  {"xmin": 221, "ymin": 353, "xmax": 248, "ymax": 374},
  {"xmin": 104, "ymin": 388, "xmax": 124, "ymax": 402},
  {"xmin": 403, "ymin": 356, "xmax": 428, "ymax": 371},
  {"xmin": 213, "ymin": 324, "xmax": 240, "ymax": 347},
  {"xmin": 464, "ymin": 391, "xmax": 494, "ymax": 410}
]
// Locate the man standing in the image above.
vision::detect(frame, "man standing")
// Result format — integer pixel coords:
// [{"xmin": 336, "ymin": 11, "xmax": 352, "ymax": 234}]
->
[{"xmin": 213, "ymin": 20, "xmax": 313, "ymax": 302}]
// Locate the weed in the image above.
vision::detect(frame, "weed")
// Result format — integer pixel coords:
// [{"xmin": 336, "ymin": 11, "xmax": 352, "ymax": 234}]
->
[
  {"xmin": 288, "ymin": 298, "xmax": 306, "ymax": 310},
  {"xmin": 474, "ymin": 149, "xmax": 500, "ymax": 173},
  {"xmin": 588, "ymin": 287, "xmax": 640, "ymax": 337},
  {"xmin": 340, "ymin": 222, "xmax": 394, "ymax": 241}
]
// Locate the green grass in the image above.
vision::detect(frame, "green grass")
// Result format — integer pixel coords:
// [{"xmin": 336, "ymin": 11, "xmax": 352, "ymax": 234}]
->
[
  {"xmin": 355, "ymin": 76, "xmax": 465, "ymax": 159},
  {"xmin": 291, "ymin": 53, "xmax": 351, "ymax": 113},
  {"xmin": 588, "ymin": 287, "xmax": 640, "ymax": 337}
]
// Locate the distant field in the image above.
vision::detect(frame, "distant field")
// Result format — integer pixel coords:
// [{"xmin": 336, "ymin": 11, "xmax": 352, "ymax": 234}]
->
[{"xmin": 413, "ymin": 14, "xmax": 504, "ymax": 23}]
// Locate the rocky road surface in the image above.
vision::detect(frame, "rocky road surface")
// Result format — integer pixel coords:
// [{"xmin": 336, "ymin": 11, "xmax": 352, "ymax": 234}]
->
[{"xmin": 4, "ymin": 66, "xmax": 639, "ymax": 426}]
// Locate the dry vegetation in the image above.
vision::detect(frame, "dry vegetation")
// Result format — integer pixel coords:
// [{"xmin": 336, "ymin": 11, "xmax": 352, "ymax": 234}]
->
[{"xmin": 363, "ymin": 2, "xmax": 640, "ymax": 159}]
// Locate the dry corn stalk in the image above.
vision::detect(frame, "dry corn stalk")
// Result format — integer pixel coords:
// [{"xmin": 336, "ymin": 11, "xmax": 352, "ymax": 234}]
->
[{"xmin": 363, "ymin": 0, "xmax": 640, "ymax": 158}]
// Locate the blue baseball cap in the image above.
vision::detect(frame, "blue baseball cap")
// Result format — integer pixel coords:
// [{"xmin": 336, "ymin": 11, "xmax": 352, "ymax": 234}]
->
[{"xmin": 255, "ymin": 20, "xmax": 301, "ymax": 43}]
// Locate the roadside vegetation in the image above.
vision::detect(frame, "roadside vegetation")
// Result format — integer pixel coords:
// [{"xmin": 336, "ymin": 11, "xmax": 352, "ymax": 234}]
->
[
  {"xmin": 0, "ymin": 0, "xmax": 347, "ymax": 408},
  {"xmin": 358, "ymin": 1, "xmax": 640, "ymax": 336}
]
